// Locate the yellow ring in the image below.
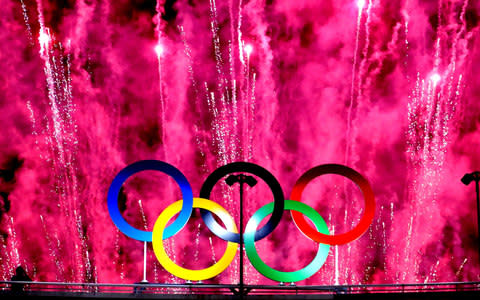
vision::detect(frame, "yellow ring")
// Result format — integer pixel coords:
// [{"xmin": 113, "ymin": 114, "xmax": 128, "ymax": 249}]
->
[{"xmin": 152, "ymin": 198, "xmax": 238, "ymax": 281}]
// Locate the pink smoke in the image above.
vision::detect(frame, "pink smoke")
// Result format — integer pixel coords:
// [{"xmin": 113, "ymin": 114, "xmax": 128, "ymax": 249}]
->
[{"xmin": 0, "ymin": 0, "xmax": 479, "ymax": 286}]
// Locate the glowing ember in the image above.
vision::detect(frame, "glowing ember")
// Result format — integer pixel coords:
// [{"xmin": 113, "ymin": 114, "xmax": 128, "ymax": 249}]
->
[
  {"xmin": 244, "ymin": 44, "xmax": 253, "ymax": 57},
  {"xmin": 430, "ymin": 73, "xmax": 441, "ymax": 85},
  {"xmin": 154, "ymin": 44, "xmax": 164, "ymax": 57},
  {"xmin": 38, "ymin": 28, "xmax": 50, "ymax": 54},
  {"xmin": 357, "ymin": 0, "xmax": 366, "ymax": 10}
]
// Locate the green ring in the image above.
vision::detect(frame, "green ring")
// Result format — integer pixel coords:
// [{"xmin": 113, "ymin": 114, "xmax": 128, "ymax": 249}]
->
[{"xmin": 244, "ymin": 200, "xmax": 330, "ymax": 282}]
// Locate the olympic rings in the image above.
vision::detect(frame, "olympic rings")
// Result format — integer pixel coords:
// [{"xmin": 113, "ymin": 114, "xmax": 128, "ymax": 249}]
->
[
  {"xmin": 107, "ymin": 160, "xmax": 193, "ymax": 242},
  {"xmin": 290, "ymin": 164, "xmax": 375, "ymax": 245},
  {"xmin": 152, "ymin": 198, "xmax": 238, "ymax": 281},
  {"xmin": 199, "ymin": 162, "xmax": 284, "ymax": 243},
  {"xmin": 107, "ymin": 160, "xmax": 375, "ymax": 282},
  {"xmin": 244, "ymin": 200, "xmax": 330, "ymax": 282}
]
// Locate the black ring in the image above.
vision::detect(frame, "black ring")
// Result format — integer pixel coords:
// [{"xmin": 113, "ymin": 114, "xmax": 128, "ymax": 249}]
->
[{"xmin": 199, "ymin": 162, "xmax": 285, "ymax": 243}]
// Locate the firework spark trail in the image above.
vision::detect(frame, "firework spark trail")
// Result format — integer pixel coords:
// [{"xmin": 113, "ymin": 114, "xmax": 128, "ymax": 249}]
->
[
  {"xmin": 387, "ymin": 203, "xmax": 394, "ymax": 280},
  {"xmin": 355, "ymin": 0, "xmax": 374, "ymax": 105},
  {"xmin": 229, "ymin": 49, "xmax": 239, "ymax": 139},
  {"xmin": 152, "ymin": 257, "xmax": 159, "ymax": 283},
  {"xmin": 35, "ymin": 2, "xmax": 88, "ymax": 280},
  {"xmin": 244, "ymin": 48, "xmax": 251, "ymax": 160},
  {"xmin": 456, "ymin": 258, "xmax": 468, "ymax": 277},
  {"xmin": 208, "ymin": 0, "xmax": 236, "ymax": 165},
  {"xmin": 347, "ymin": 0, "xmax": 375, "ymax": 164},
  {"xmin": 194, "ymin": 223, "xmax": 202, "ymax": 266},
  {"xmin": 441, "ymin": 0, "xmax": 469, "ymax": 143},
  {"xmin": 345, "ymin": 0, "xmax": 375, "ymax": 176},
  {"xmin": 113, "ymin": 232, "xmax": 126, "ymax": 281},
  {"xmin": 156, "ymin": 48, "xmax": 167, "ymax": 156},
  {"xmin": 152, "ymin": 6, "xmax": 179, "ymax": 230},
  {"xmin": 404, "ymin": 70, "xmax": 423, "ymax": 282},
  {"xmin": 236, "ymin": 0, "xmax": 247, "ymax": 163},
  {"xmin": 345, "ymin": 1, "xmax": 365, "ymax": 166},
  {"xmin": 0, "ymin": 240, "xmax": 13, "ymax": 281},
  {"xmin": 165, "ymin": 237, "xmax": 178, "ymax": 283},
  {"xmin": 208, "ymin": 0, "xmax": 259, "ymax": 166},
  {"xmin": 339, "ymin": 2, "xmax": 373, "ymax": 284},
  {"xmin": 55, "ymin": 45, "xmax": 82, "ymax": 231},
  {"xmin": 26, "ymin": 101, "xmax": 43, "ymax": 159},
  {"xmin": 74, "ymin": 214, "xmax": 92, "ymax": 281},
  {"xmin": 237, "ymin": 0, "xmax": 245, "ymax": 66},
  {"xmin": 38, "ymin": 29, "xmax": 67, "ymax": 169},
  {"xmin": 36, "ymin": 33, "xmax": 89, "ymax": 281},
  {"xmin": 403, "ymin": 0, "xmax": 411, "ymax": 73},
  {"xmin": 228, "ymin": 1, "xmax": 237, "ymax": 78},
  {"xmin": 179, "ymin": 26, "xmax": 200, "ymax": 98},
  {"xmin": 0, "ymin": 236, "xmax": 6, "ymax": 280},
  {"xmin": 138, "ymin": 200, "xmax": 149, "ymax": 281},
  {"xmin": 154, "ymin": 1, "xmax": 168, "ymax": 162},
  {"xmin": 342, "ymin": 3, "xmax": 377, "ymax": 281},
  {"xmin": 172, "ymin": 25, "xmax": 227, "ymax": 281},
  {"xmin": 206, "ymin": 87, "xmax": 228, "ymax": 166},
  {"xmin": 178, "ymin": 25, "xmax": 211, "ymax": 173},
  {"xmin": 2, "ymin": 0, "xmax": 480, "ymax": 286},
  {"xmin": 40, "ymin": 215, "xmax": 65, "ymax": 281},
  {"xmin": 20, "ymin": 0, "xmax": 34, "ymax": 45},
  {"xmin": 35, "ymin": 0, "xmax": 46, "ymax": 30},
  {"xmin": 208, "ymin": 237, "xmax": 217, "ymax": 264},
  {"xmin": 36, "ymin": 27, "xmax": 78, "ymax": 279},
  {"xmin": 248, "ymin": 72, "xmax": 257, "ymax": 159},
  {"xmin": 409, "ymin": 78, "xmax": 443, "ymax": 278},
  {"xmin": 96, "ymin": 1, "xmax": 122, "ymax": 153},
  {"xmin": 210, "ymin": 0, "xmax": 226, "ymax": 90},
  {"xmin": 138, "ymin": 200, "xmax": 148, "ymax": 231},
  {"xmin": 193, "ymin": 125, "xmax": 209, "ymax": 175},
  {"xmin": 333, "ymin": 225, "xmax": 339, "ymax": 285},
  {"xmin": 227, "ymin": 2, "xmax": 239, "ymax": 135},
  {"xmin": 179, "ymin": 7, "xmax": 260, "ymax": 286},
  {"xmin": 4, "ymin": 217, "xmax": 20, "ymax": 277},
  {"xmin": 403, "ymin": 0, "xmax": 471, "ymax": 279}
]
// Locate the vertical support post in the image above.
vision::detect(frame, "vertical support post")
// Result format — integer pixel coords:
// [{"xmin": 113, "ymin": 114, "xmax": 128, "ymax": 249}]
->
[
  {"xmin": 239, "ymin": 179, "xmax": 244, "ymax": 298},
  {"xmin": 225, "ymin": 174, "xmax": 256, "ymax": 298},
  {"xmin": 461, "ymin": 171, "xmax": 480, "ymax": 264},
  {"xmin": 142, "ymin": 241, "xmax": 147, "ymax": 283}
]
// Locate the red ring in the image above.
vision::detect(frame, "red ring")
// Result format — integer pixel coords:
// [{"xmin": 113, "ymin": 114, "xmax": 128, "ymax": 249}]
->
[{"xmin": 290, "ymin": 164, "xmax": 375, "ymax": 245}]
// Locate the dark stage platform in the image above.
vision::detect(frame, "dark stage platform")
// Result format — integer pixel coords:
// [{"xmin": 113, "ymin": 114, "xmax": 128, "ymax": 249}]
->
[{"xmin": 1, "ymin": 281, "xmax": 480, "ymax": 299}]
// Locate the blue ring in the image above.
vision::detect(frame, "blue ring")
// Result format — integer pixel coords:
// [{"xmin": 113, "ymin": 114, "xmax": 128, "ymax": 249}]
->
[{"xmin": 107, "ymin": 160, "xmax": 193, "ymax": 242}]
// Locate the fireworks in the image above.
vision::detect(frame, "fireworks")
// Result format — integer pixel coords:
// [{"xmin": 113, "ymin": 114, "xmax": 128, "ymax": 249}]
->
[
  {"xmin": 357, "ymin": 0, "xmax": 366, "ymax": 10},
  {"xmin": 244, "ymin": 44, "xmax": 253, "ymax": 57},
  {"xmin": 154, "ymin": 44, "xmax": 164, "ymax": 57},
  {"xmin": 430, "ymin": 73, "xmax": 441, "ymax": 85},
  {"xmin": 0, "ymin": 0, "xmax": 479, "ymax": 286}
]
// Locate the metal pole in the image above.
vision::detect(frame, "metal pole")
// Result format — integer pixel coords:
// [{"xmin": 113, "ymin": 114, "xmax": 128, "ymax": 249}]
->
[
  {"xmin": 225, "ymin": 173, "xmax": 256, "ymax": 297},
  {"xmin": 142, "ymin": 241, "xmax": 147, "ymax": 283},
  {"xmin": 239, "ymin": 179, "xmax": 244, "ymax": 298}
]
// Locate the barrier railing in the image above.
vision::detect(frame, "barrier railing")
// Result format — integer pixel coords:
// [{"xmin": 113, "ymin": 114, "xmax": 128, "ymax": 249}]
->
[{"xmin": 1, "ymin": 281, "xmax": 480, "ymax": 296}]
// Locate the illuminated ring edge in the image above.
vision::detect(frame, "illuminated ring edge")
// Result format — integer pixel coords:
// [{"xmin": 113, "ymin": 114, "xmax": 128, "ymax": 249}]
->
[
  {"xmin": 152, "ymin": 198, "xmax": 238, "ymax": 281},
  {"xmin": 199, "ymin": 162, "xmax": 285, "ymax": 243},
  {"xmin": 107, "ymin": 160, "xmax": 193, "ymax": 242},
  {"xmin": 290, "ymin": 164, "xmax": 375, "ymax": 245}
]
